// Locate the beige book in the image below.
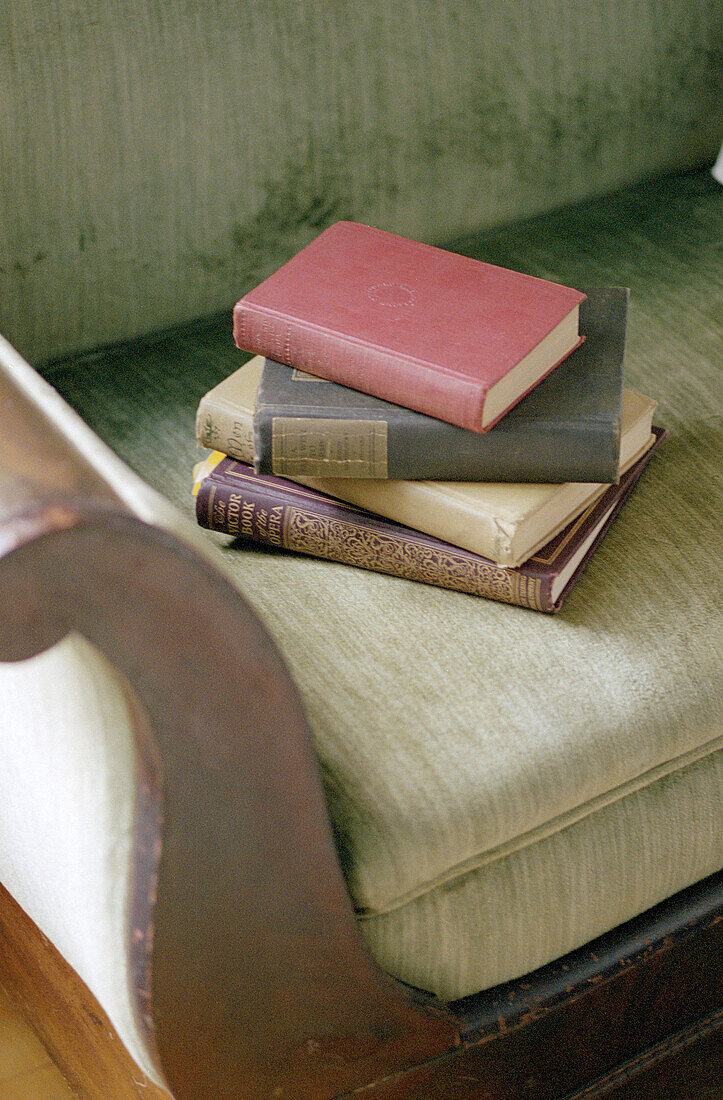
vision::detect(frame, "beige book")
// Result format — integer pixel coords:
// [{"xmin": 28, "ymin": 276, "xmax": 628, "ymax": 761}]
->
[{"xmin": 196, "ymin": 356, "xmax": 657, "ymax": 567}]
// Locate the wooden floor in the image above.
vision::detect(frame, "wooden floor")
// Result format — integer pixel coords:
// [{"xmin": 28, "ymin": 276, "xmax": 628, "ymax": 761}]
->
[{"xmin": 0, "ymin": 982, "xmax": 75, "ymax": 1099}]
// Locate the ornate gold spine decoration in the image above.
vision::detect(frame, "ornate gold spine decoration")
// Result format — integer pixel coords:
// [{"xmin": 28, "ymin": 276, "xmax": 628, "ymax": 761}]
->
[{"xmin": 282, "ymin": 507, "xmax": 543, "ymax": 608}]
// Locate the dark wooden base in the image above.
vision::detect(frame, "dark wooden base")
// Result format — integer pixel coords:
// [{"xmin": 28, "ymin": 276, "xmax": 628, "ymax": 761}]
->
[
  {"xmin": 340, "ymin": 873, "xmax": 723, "ymax": 1099},
  {"xmin": 2, "ymin": 875, "xmax": 721, "ymax": 1100}
]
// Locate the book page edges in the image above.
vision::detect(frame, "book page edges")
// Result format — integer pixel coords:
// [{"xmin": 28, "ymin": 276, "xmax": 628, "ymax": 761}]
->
[
  {"xmin": 550, "ymin": 502, "xmax": 618, "ymax": 604},
  {"xmin": 506, "ymin": 431, "xmax": 654, "ymax": 567},
  {"xmin": 482, "ymin": 308, "xmax": 582, "ymax": 428},
  {"xmin": 504, "ymin": 392, "xmax": 656, "ymax": 565}
]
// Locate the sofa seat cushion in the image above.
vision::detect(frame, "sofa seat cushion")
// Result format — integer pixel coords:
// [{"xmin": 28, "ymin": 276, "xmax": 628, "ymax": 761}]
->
[{"xmin": 2, "ymin": 171, "xmax": 718, "ymax": 1031}]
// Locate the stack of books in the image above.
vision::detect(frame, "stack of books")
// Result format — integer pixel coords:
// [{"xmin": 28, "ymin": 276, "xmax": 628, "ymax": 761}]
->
[{"xmin": 193, "ymin": 222, "xmax": 663, "ymax": 612}]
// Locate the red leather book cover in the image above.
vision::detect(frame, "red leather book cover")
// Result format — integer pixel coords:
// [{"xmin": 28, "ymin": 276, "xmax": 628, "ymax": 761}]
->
[{"xmin": 233, "ymin": 221, "xmax": 585, "ymax": 433}]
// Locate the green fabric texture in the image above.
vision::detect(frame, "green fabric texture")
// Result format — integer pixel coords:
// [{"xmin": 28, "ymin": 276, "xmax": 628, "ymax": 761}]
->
[
  {"xmin": 2, "ymin": 0, "xmax": 721, "ymax": 364},
  {"xmin": 45, "ymin": 170, "xmax": 723, "ymax": 997}
]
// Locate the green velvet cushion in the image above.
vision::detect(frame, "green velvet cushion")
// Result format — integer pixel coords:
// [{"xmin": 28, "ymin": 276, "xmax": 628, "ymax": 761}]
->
[
  {"xmin": 44, "ymin": 170, "xmax": 723, "ymax": 998},
  {"xmin": 2, "ymin": 0, "xmax": 720, "ymax": 364}
]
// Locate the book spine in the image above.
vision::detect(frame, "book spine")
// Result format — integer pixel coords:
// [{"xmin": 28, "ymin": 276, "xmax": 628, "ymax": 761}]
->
[
  {"xmin": 195, "ymin": 463, "xmax": 553, "ymax": 612},
  {"xmin": 233, "ymin": 303, "xmax": 487, "ymax": 433},
  {"xmin": 196, "ymin": 395, "xmax": 255, "ymax": 464},
  {"xmin": 388, "ymin": 416, "xmax": 619, "ymax": 482},
  {"xmin": 256, "ymin": 406, "xmax": 619, "ymax": 482},
  {"xmin": 255, "ymin": 407, "xmax": 392, "ymax": 478}
]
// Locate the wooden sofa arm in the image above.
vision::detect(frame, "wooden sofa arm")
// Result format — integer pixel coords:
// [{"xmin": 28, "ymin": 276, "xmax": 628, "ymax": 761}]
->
[{"xmin": 0, "ymin": 352, "xmax": 456, "ymax": 1099}]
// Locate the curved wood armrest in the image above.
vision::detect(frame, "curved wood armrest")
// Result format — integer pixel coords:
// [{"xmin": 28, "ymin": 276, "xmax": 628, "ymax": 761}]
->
[{"xmin": 0, "ymin": 351, "xmax": 457, "ymax": 1099}]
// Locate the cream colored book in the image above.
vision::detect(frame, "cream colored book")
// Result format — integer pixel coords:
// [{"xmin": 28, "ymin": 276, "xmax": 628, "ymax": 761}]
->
[{"xmin": 196, "ymin": 356, "xmax": 657, "ymax": 567}]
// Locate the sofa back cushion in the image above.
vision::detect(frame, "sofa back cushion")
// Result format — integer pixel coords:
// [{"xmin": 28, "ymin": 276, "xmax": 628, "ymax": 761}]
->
[{"xmin": 2, "ymin": 0, "xmax": 721, "ymax": 363}]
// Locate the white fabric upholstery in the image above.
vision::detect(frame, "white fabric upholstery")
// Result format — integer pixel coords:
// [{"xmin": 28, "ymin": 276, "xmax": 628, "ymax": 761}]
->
[{"xmin": 0, "ymin": 634, "xmax": 161, "ymax": 1082}]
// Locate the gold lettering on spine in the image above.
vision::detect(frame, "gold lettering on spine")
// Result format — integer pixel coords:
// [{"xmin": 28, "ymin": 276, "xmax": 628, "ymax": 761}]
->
[
  {"xmin": 240, "ymin": 498, "xmax": 255, "ymax": 539},
  {"xmin": 267, "ymin": 505, "xmax": 285, "ymax": 546},
  {"xmin": 225, "ymin": 492, "xmax": 241, "ymax": 536},
  {"xmin": 207, "ymin": 485, "xmax": 219, "ymax": 526},
  {"xmin": 271, "ymin": 418, "xmax": 388, "ymax": 478},
  {"xmin": 210, "ymin": 486, "xmax": 229, "ymax": 532}
]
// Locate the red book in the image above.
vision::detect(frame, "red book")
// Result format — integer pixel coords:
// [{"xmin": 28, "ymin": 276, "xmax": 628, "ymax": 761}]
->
[{"xmin": 233, "ymin": 221, "xmax": 585, "ymax": 433}]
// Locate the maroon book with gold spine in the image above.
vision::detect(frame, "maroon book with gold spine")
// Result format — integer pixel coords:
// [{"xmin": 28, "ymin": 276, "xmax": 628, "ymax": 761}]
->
[{"xmin": 193, "ymin": 429, "xmax": 665, "ymax": 613}]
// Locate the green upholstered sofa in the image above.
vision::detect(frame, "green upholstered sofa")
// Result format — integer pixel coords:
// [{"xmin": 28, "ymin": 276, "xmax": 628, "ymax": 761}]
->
[{"xmin": 1, "ymin": 3, "xmax": 721, "ymax": 1098}]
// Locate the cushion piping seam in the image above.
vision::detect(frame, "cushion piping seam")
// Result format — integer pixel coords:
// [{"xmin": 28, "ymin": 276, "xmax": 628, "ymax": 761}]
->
[{"xmin": 355, "ymin": 732, "xmax": 723, "ymax": 920}]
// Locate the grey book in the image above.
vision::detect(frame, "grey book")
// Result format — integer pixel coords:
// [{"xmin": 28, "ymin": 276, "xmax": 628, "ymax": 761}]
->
[{"xmin": 252, "ymin": 287, "xmax": 627, "ymax": 482}]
